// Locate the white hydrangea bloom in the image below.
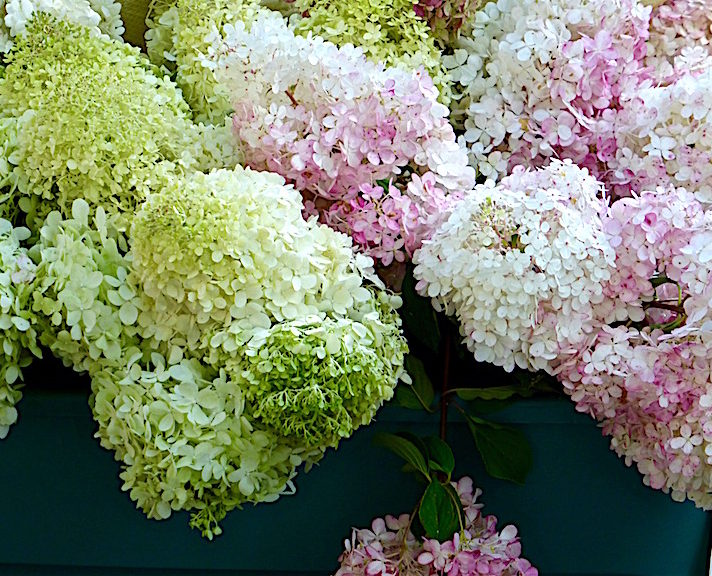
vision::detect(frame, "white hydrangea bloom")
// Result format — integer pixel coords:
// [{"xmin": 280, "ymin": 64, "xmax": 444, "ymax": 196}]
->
[
  {"xmin": 88, "ymin": 0, "xmax": 124, "ymax": 40},
  {"xmin": 4, "ymin": 0, "xmax": 101, "ymax": 37},
  {"xmin": 413, "ymin": 160, "xmax": 615, "ymax": 373}
]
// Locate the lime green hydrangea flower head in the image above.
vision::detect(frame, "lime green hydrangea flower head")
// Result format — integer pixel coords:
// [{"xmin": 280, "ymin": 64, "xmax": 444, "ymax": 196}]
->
[
  {"xmin": 289, "ymin": 0, "xmax": 452, "ymax": 104},
  {"xmin": 0, "ymin": 219, "xmax": 41, "ymax": 439},
  {"xmin": 90, "ymin": 350, "xmax": 321, "ymax": 540},
  {"xmin": 130, "ymin": 167, "xmax": 377, "ymax": 350},
  {"xmin": 29, "ymin": 199, "xmax": 142, "ymax": 373},
  {"xmin": 238, "ymin": 292, "xmax": 407, "ymax": 449},
  {"xmin": 146, "ymin": 0, "xmax": 262, "ymax": 123},
  {"xmin": 0, "ymin": 14, "xmax": 201, "ymax": 229}
]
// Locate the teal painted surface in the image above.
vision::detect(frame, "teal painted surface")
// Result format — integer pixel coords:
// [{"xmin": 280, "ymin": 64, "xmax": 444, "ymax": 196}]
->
[{"xmin": 0, "ymin": 365, "xmax": 709, "ymax": 575}]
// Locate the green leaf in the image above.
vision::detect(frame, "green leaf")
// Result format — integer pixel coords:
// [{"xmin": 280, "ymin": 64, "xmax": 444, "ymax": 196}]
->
[
  {"xmin": 400, "ymin": 268, "xmax": 441, "ymax": 353},
  {"xmin": 419, "ymin": 480, "xmax": 459, "ymax": 541},
  {"xmin": 467, "ymin": 416, "xmax": 533, "ymax": 485},
  {"xmin": 423, "ymin": 436, "xmax": 455, "ymax": 477},
  {"xmin": 373, "ymin": 432, "xmax": 429, "ymax": 480},
  {"xmin": 395, "ymin": 355, "xmax": 435, "ymax": 410}
]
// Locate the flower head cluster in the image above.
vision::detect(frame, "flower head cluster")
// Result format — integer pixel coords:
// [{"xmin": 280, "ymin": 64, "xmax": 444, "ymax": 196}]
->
[
  {"xmin": 145, "ymin": 0, "xmax": 262, "ymax": 123},
  {"xmin": 29, "ymin": 200, "xmax": 141, "ymax": 374},
  {"xmin": 444, "ymin": 0, "xmax": 651, "ymax": 180},
  {"xmin": 558, "ymin": 187, "xmax": 712, "ymax": 508},
  {"xmin": 0, "ymin": 14, "xmax": 226, "ymax": 229},
  {"xmin": 335, "ymin": 477, "xmax": 537, "ymax": 576},
  {"xmin": 237, "ymin": 292, "xmax": 407, "ymax": 449},
  {"xmin": 288, "ymin": 0, "xmax": 452, "ymax": 103},
  {"xmin": 209, "ymin": 10, "xmax": 475, "ymax": 265},
  {"xmin": 609, "ymin": 69, "xmax": 712, "ymax": 203},
  {"xmin": 90, "ymin": 349, "xmax": 319, "ymax": 540},
  {"xmin": 110, "ymin": 167, "xmax": 406, "ymax": 534},
  {"xmin": 0, "ymin": 219, "xmax": 40, "ymax": 439},
  {"xmin": 645, "ymin": 0, "xmax": 712, "ymax": 81},
  {"xmin": 414, "ymin": 160, "xmax": 614, "ymax": 373}
]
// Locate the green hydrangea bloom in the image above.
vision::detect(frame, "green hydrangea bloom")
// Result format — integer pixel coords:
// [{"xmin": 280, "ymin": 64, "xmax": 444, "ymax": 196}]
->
[
  {"xmin": 0, "ymin": 14, "xmax": 232, "ymax": 230},
  {"xmin": 289, "ymin": 0, "xmax": 452, "ymax": 104},
  {"xmin": 146, "ymin": 0, "xmax": 262, "ymax": 123},
  {"xmin": 90, "ymin": 350, "xmax": 320, "ymax": 540},
  {"xmin": 0, "ymin": 219, "xmax": 41, "ymax": 439},
  {"xmin": 237, "ymin": 292, "xmax": 407, "ymax": 449},
  {"xmin": 29, "ymin": 199, "xmax": 142, "ymax": 373},
  {"xmin": 130, "ymin": 167, "xmax": 377, "ymax": 353}
]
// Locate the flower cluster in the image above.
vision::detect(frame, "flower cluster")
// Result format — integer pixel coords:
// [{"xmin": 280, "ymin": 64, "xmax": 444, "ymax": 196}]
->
[
  {"xmin": 0, "ymin": 219, "xmax": 40, "ymax": 438},
  {"xmin": 558, "ymin": 187, "xmax": 712, "ymax": 508},
  {"xmin": 113, "ymin": 167, "xmax": 405, "ymax": 535},
  {"xmin": 414, "ymin": 161, "xmax": 614, "ymax": 373},
  {"xmin": 209, "ymin": 10, "xmax": 475, "ymax": 266},
  {"xmin": 335, "ymin": 477, "xmax": 537, "ymax": 576},
  {"xmin": 0, "ymin": 14, "xmax": 236, "ymax": 230},
  {"xmin": 145, "ymin": 0, "xmax": 262, "ymax": 123},
  {"xmin": 444, "ymin": 0, "xmax": 651, "ymax": 180},
  {"xmin": 645, "ymin": 0, "xmax": 712, "ymax": 81},
  {"xmin": 608, "ymin": 69, "xmax": 712, "ymax": 203},
  {"xmin": 287, "ymin": 0, "xmax": 452, "ymax": 103}
]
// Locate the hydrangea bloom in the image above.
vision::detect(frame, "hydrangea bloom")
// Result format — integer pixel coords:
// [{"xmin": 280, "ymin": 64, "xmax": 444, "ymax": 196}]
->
[
  {"xmin": 90, "ymin": 349, "xmax": 319, "ymax": 540},
  {"xmin": 414, "ymin": 161, "xmax": 615, "ymax": 373},
  {"xmin": 287, "ymin": 0, "xmax": 453, "ymax": 103},
  {"xmin": 558, "ymin": 187, "xmax": 712, "ymax": 508},
  {"xmin": 130, "ymin": 167, "xmax": 380, "ymax": 349},
  {"xmin": 609, "ymin": 69, "xmax": 712, "ymax": 202},
  {"xmin": 29, "ymin": 200, "xmax": 141, "ymax": 374},
  {"xmin": 145, "ymin": 0, "xmax": 262, "ymax": 123},
  {"xmin": 238, "ymin": 293, "xmax": 406, "ymax": 449},
  {"xmin": 209, "ymin": 10, "xmax": 475, "ymax": 265},
  {"xmin": 91, "ymin": 167, "xmax": 407, "ymax": 535},
  {"xmin": 0, "ymin": 219, "xmax": 40, "ymax": 439},
  {"xmin": 444, "ymin": 0, "xmax": 651, "ymax": 180},
  {"xmin": 335, "ymin": 477, "xmax": 537, "ymax": 576},
  {"xmin": 645, "ymin": 0, "xmax": 712, "ymax": 81},
  {"xmin": 0, "ymin": 14, "xmax": 234, "ymax": 229}
]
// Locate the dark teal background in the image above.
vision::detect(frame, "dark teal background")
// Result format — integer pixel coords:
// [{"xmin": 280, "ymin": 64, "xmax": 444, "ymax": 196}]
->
[{"xmin": 0, "ymin": 364, "xmax": 709, "ymax": 575}]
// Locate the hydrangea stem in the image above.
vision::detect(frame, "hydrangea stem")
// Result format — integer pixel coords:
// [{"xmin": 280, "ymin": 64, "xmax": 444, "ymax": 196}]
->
[{"xmin": 440, "ymin": 326, "xmax": 452, "ymax": 441}]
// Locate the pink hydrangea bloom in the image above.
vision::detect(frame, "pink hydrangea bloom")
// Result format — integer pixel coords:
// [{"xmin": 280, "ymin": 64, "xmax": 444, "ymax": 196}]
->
[
  {"xmin": 335, "ymin": 477, "xmax": 537, "ymax": 576},
  {"xmin": 208, "ymin": 10, "xmax": 475, "ymax": 266},
  {"xmin": 558, "ymin": 186, "xmax": 712, "ymax": 508},
  {"xmin": 444, "ymin": 0, "xmax": 652, "ymax": 182}
]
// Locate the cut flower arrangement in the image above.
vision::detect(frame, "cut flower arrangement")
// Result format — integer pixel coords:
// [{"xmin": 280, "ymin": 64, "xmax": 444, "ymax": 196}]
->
[{"xmin": 0, "ymin": 0, "xmax": 711, "ymax": 572}]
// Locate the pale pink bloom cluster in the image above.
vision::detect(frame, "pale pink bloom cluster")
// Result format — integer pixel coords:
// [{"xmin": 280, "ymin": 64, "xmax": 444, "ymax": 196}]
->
[
  {"xmin": 208, "ymin": 10, "xmax": 475, "ymax": 266},
  {"xmin": 335, "ymin": 477, "xmax": 537, "ymax": 576},
  {"xmin": 607, "ymin": 69, "xmax": 712, "ymax": 203},
  {"xmin": 557, "ymin": 186, "xmax": 712, "ymax": 508},
  {"xmin": 445, "ymin": 0, "xmax": 651, "ymax": 181},
  {"xmin": 645, "ymin": 0, "xmax": 712, "ymax": 81}
]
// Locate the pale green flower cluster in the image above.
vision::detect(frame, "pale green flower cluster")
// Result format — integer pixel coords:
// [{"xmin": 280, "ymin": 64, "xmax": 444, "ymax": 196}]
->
[
  {"xmin": 238, "ymin": 291, "xmax": 407, "ymax": 449},
  {"xmin": 29, "ymin": 200, "xmax": 141, "ymax": 373},
  {"xmin": 0, "ymin": 14, "xmax": 236, "ymax": 230},
  {"xmin": 146, "ymin": 0, "xmax": 263, "ymax": 123},
  {"xmin": 90, "ymin": 351, "xmax": 318, "ymax": 540},
  {"xmin": 0, "ymin": 219, "xmax": 40, "ymax": 439},
  {"xmin": 287, "ymin": 0, "xmax": 452, "ymax": 104},
  {"xmin": 84, "ymin": 168, "xmax": 405, "ymax": 537}
]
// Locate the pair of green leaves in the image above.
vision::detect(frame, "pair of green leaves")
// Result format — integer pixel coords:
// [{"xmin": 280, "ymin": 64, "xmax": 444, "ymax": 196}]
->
[{"xmin": 374, "ymin": 432, "xmax": 461, "ymax": 541}]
